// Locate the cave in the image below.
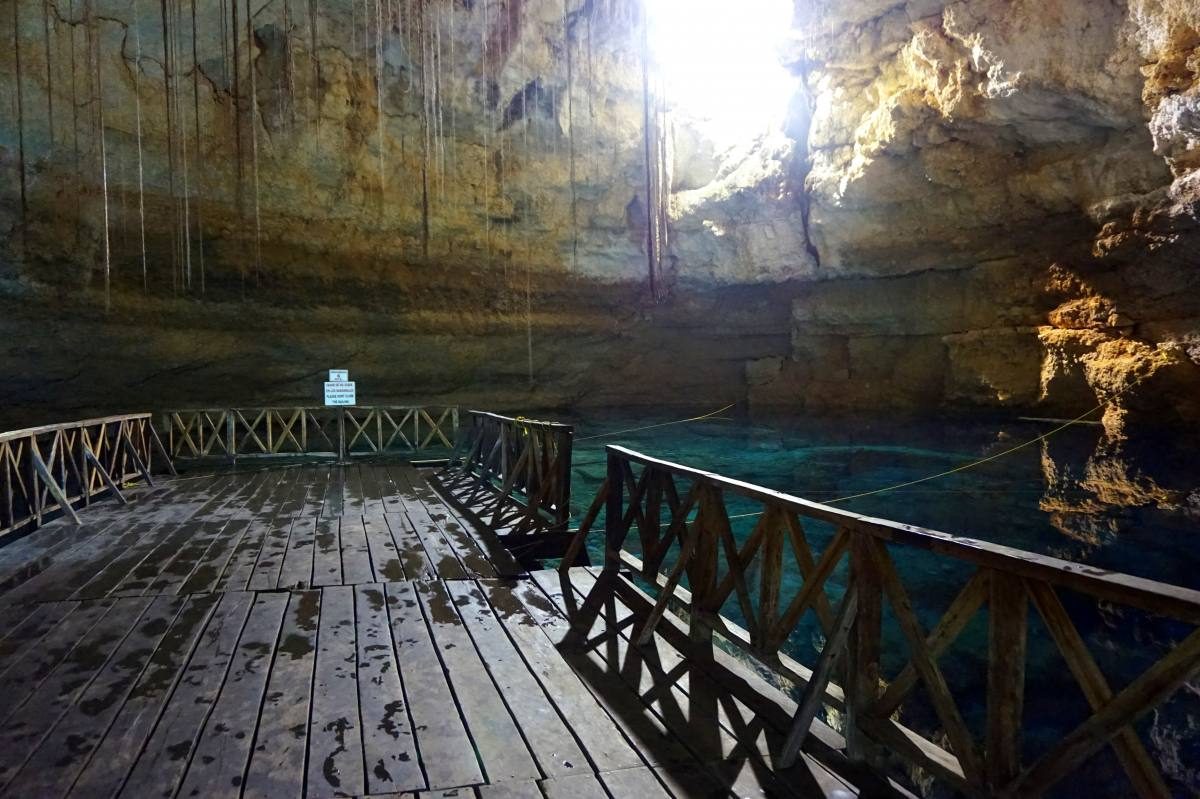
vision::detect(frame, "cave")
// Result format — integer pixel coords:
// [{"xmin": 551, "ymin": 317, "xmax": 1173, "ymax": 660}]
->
[{"xmin": 1, "ymin": 1, "xmax": 1199, "ymax": 797}]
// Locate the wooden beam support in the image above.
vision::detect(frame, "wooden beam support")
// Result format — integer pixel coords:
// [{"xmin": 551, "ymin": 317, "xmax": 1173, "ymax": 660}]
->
[{"xmin": 780, "ymin": 581, "xmax": 858, "ymax": 768}]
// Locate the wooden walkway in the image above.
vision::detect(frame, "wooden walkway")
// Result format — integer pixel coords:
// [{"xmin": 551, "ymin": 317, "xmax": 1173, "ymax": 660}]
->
[{"xmin": 0, "ymin": 464, "xmax": 876, "ymax": 799}]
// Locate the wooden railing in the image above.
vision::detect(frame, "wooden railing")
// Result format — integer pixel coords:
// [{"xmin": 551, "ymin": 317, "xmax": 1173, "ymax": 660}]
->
[
  {"xmin": 432, "ymin": 411, "xmax": 574, "ymax": 546},
  {"xmin": 162, "ymin": 406, "xmax": 459, "ymax": 461},
  {"xmin": 561, "ymin": 445, "xmax": 1200, "ymax": 798},
  {"xmin": 0, "ymin": 414, "xmax": 175, "ymax": 540}
]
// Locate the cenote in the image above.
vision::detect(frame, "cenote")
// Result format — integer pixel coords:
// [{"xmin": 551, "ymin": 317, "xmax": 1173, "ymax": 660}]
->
[
  {"xmin": 3, "ymin": 0, "xmax": 1199, "ymax": 795},
  {"xmin": 560, "ymin": 409, "xmax": 1200, "ymax": 794}
]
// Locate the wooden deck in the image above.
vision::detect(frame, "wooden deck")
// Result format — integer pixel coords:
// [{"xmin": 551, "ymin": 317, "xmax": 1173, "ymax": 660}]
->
[{"xmin": 0, "ymin": 464, "xmax": 878, "ymax": 799}]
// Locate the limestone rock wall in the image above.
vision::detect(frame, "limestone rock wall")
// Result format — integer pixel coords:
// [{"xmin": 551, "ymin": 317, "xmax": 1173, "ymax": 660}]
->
[
  {"xmin": 0, "ymin": 0, "xmax": 1198, "ymax": 438},
  {"xmin": 747, "ymin": 0, "xmax": 1200, "ymax": 439}
]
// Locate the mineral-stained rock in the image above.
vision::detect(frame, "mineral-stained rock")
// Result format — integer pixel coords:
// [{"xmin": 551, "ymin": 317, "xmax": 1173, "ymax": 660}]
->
[{"xmin": 1, "ymin": 0, "xmax": 1199, "ymax": 441}]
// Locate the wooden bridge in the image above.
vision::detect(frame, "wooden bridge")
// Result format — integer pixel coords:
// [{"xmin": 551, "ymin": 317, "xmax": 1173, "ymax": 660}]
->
[{"xmin": 0, "ymin": 409, "xmax": 1196, "ymax": 798}]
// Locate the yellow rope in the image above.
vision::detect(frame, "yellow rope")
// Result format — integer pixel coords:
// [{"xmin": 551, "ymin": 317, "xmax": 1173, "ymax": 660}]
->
[
  {"xmin": 726, "ymin": 399, "xmax": 1112, "ymax": 519},
  {"xmin": 574, "ymin": 402, "xmax": 737, "ymax": 442}
]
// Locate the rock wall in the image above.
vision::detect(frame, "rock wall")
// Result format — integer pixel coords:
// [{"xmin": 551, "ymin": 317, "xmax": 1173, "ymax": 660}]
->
[
  {"xmin": 749, "ymin": 0, "xmax": 1200, "ymax": 440},
  {"xmin": 0, "ymin": 0, "xmax": 1197, "ymax": 439}
]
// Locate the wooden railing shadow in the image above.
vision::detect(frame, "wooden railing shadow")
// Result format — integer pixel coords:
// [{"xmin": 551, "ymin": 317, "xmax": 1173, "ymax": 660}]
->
[
  {"xmin": 430, "ymin": 411, "xmax": 576, "ymax": 564},
  {"xmin": 537, "ymin": 567, "xmax": 904, "ymax": 798},
  {"xmin": 558, "ymin": 445, "xmax": 1200, "ymax": 798}
]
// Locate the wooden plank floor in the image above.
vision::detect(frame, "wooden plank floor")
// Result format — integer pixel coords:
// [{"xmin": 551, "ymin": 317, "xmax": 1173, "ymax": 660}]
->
[{"xmin": 0, "ymin": 463, "xmax": 878, "ymax": 799}]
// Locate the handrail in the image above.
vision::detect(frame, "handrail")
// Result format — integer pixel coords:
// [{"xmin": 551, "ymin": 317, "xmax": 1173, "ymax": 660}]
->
[
  {"xmin": 0, "ymin": 413, "xmax": 175, "ymax": 540},
  {"xmin": 433, "ymin": 410, "xmax": 574, "ymax": 543},
  {"xmin": 561, "ymin": 444, "xmax": 1200, "ymax": 798},
  {"xmin": 161, "ymin": 406, "xmax": 459, "ymax": 461}
]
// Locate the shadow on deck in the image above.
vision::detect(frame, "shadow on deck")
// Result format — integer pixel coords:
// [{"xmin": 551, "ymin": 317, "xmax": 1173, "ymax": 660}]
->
[{"xmin": 0, "ymin": 462, "xmax": 885, "ymax": 799}]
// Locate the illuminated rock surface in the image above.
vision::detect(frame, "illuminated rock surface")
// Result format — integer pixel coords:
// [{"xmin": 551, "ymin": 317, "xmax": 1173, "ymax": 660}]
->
[{"xmin": 0, "ymin": 0, "xmax": 1196, "ymax": 438}]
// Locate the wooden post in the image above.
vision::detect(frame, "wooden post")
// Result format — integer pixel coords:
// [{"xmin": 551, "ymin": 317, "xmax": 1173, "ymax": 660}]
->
[
  {"xmin": 30, "ymin": 447, "xmax": 82, "ymax": 525},
  {"xmin": 603, "ymin": 447, "xmax": 625, "ymax": 572},
  {"xmin": 558, "ymin": 426, "xmax": 574, "ymax": 531},
  {"xmin": 84, "ymin": 445, "xmax": 128, "ymax": 505},
  {"xmin": 148, "ymin": 423, "xmax": 178, "ymax": 476},
  {"xmin": 121, "ymin": 429, "xmax": 156, "ymax": 487},
  {"xmin": 780, "ymin": 581, "xmax": 858, "ymax": 768},
  {"xmin": 338, "ymin": 410, "xmax": 347, "ymax": 462},
  {"xmin": 846, "ymin": 531, "xmax": 882, "ymax": 764},
  {"xmin": 227, "ymin": 412, "xmax": 237, "ymax": 465},
  {"xmin": 987, "ymin": 571, "xmax": 1027, "ymax": 789}
]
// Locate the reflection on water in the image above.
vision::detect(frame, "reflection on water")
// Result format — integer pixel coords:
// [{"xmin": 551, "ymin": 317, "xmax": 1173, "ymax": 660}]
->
[{"xmin": 558, "ymin": 409, "xmax": 1200, "ymax": 795}]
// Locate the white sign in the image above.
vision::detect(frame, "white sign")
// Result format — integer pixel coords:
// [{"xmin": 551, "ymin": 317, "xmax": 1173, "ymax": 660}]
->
[
  {"xmin": 329, "ymin": 369, "xmax": 349, "ymax": 382},
  {"xmin": 324, "ymin": 381, "xmax": 357, "ymax": 406}
]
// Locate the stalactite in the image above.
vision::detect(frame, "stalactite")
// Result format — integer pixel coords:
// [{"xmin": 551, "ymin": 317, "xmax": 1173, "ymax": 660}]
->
[
  {"xmin": 191, "ymin": 0, "xmax": 206, "ymax": 293},
  {"xmin": 564, "ymin": 0, "xmax": 577, "ymax": 273},
  {"xmin": 448, "ymin": 0, "xmax": 457, "ymax": 198},
  {"xmin": 42, "ymin": 1, "xmax": 54, "ymax": 147},
  {"xmin": 176, "ymin": 0, "xmax": 193, "ymax": 291},
  {"xmin": 161, "ymin": 0, "xmax": 179, "ymax": 293},
  {"xmin": 231, "ymin": 0, "xmax": 244, "ymax": 271},
  {"xmin": 86, "ymin": 1, "xmax": 111, "ymax": 310},
  {"xmin": 481, "ymin": 0, "xmax": 492, "ymax": 269},
  {"xmin": 69, "ymin": 0, "xmax": 81, "ymax": 245},
  {"xmin": 246, "ymin": 0, "xmax": 263, "ymax": 286},
  {"xmin": 434, "ymin": 4, "xmax": 446, "ymax": 200},
  {"xmin": 13, "ymin": 0, "xmax": 29, "ymax": 218},
  {"xmin": 375, "ymin": 0, "xmax": 386, "ymax": 201},
  {"xmin": 519, "ymin": 3, "xmax": 533, "ymax": 385},
  {"xmin": 307, "ymin": 0, "xmax": 319, "ymax": 159},
  {"xmin": 133, "ymin": 0, "xmax": 149, "ymax": 292}
]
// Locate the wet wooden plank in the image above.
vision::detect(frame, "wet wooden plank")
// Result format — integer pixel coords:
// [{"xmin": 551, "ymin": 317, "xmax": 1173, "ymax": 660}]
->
[
  {"xmin": 477, "ymin": 782, "xmax": 545, "ymax": 799},
  {"xmin": 0, "ymin": 596, "xmax": 153, "ymax": 788},
  {"xmin": 598, "ymin": 765, "xmax": 674, "ymax": 798},
  {"xmin": 243, "ymin": 591, "xmax": 321, "ymax": 799},
  {"xmin": 344, "ymin": 464, "xmax": 367, "ymax": 516},
  {"xmin": 66, "ymin": 594, "xmax": 221, "ymax": 799},
  {"xmin": 118, "ymin": 592, "xmax": 255, "ymax": 799},
  {"xmin": 307, "ymin": 585, "xmax": 366, "ymax": 798},
  {"xmin": 385, "ymin": 513, "xmax": 436, "ymax": 582},
  {"xmin": 385, "ymin": 581, "xmax": 482, "ymax": 790},
  {"xmin": 322, "ymin": 467, "xmax": 347, "ymax": 518},
  {"xmin": 178, "ymin": 519, "xmax": 254, "ymax": 595},
  {"xmin": 428, "ymin": 500, "xmax": 523, "ymax": 579},
  {"xmin": 357, "ymin": 584, "xmax": 424, "ymax": 795},
  {"xmin": 477, "ymin": 579, "xmax": 647, "ymax": 774},
  {"xmin": 299, "ymin": 466, "xmax": 331, "ymax": 517},
  {"xmin": 278, "ymin": 517, "xmax": 317, "ymax": 590},
  {"xmin": 446, "ymin": 580, "xmax": 589, "ymax": 780},
  {"xmin": 372, "ymin": 464, "xmax": 409, "ymax": 513},
  {"xmin": 357, "ymin": 465, "xmax": 387, "ymax": 516},
  {"xmin": 176, "ymin": 592, "xmax": 288, "ymax": 799},
  {"xmin": 341, "ymin": 515, "xmax": 375, "ymax": 585},
  {"xmin": 147, "ymin": 519, "xmax": 240, "ymax": 597},
  {"xmin": 0, "ymin": 601, "xmax": 76, "ymax": 668},
  {"xmin": 0, "ymin": 600, "xmax": 115, "ymax": 724},
  {"xmin": 418, "ymin": 580, "xmax": 540, "ymax": 783},
  {"xmin": 5, "ymin": 595, "xmax": 185, "ymax": 796},
  {"xmin": 112, "ymin": 473, "xmax": 272, "ymax": 598},
  {"xmin": 312, "ymin": 518, "xmax": 344, "ymax": 588},
  {"xmin": 216, "ymin": 472, "xmax": 300, "ymax": 592},
  {"xmin": 69, "ymin": 520, "xmax": 178, "ymax": 599},
  {"xmin": 540, "ymin": 771, "xmax": 609, "ymax": 799},
  {"xmin": 109, "ymin": 519, "xmax": 216, "ymax": 597},
  {"xmin": 248, "ymin": 514, "xmax": 302, "ymax": 591},
  {"xmin": 404, "ymin": 505, "xmax": 468, "ymax": 581},
  {"xmin": 365, "ymin": 515, "xmax": 408, "ymax": 582},
  {"xmin": 0, "ymin": 516, "xmax": 125, "ymax": 597}
]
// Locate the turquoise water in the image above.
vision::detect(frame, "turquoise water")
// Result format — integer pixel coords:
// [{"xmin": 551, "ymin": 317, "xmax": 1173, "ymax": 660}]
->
[{"xmin": 556, "ymin": 410, "xmax": 1200, "ymax": 795}]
